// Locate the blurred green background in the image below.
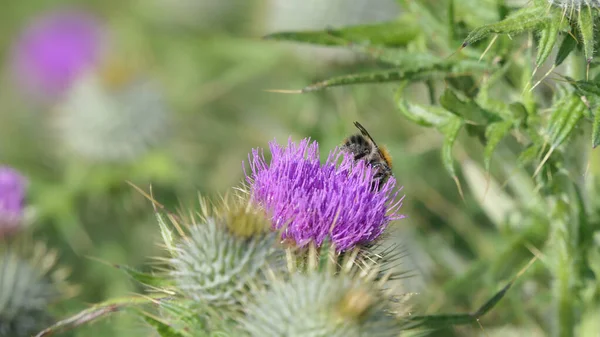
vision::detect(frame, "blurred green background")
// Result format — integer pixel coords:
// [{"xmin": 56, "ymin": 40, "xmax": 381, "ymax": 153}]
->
[{"xmin": 0, "ymin": 0, "xmax": 576, "ymax": 336}]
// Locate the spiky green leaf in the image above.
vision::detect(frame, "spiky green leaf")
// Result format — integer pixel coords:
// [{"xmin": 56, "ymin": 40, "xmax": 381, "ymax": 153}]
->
[
  {"xmin": 302, "ymin": 59, "xmax": 491, "ymax": 92},
  {"xmin": 556, "ymin": 31, "xmax": 578, "ymax": 66},
  {"xmin": 263, "ymin": 18, "xmax": 419, "ymax": 47},
  {"xmin": 302, "ymin": 68, "xmax": 431, "ymax": 92},
  {"xmin": 577, "ymin": 5, "xmax": 595, "ymax": 64},
  {"xmin": 156, "ymin": 212, "xmax": 175, "ymax": 255},
  {"xmin": 536, "ymin": 10, "xmax": 562, "ymax": 67},
  {"xmin": 547, "ymin": 94, "xmax": 585, "ymax": 147},
  {"xmin": 462, "ymin": 6, "xmax": 548, "ymax": 47},
  {"xmin": 569, "ymin": 79, "xmax": 600, "ymax": 96},
  {"xmin": 370, "ymin": 50, "xmax": 441, "ymax": 68}
]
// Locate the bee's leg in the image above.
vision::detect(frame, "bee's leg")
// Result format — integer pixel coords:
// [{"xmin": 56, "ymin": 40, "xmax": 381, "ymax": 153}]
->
[{"xmin": 368, "ymin": 163, "xmax": 383, "ymax": 192}]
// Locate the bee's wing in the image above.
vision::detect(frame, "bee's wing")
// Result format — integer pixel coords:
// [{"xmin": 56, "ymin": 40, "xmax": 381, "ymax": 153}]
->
[{"xmin": 353, "ymin": 121, "xmax": 379, "ymax": 148}]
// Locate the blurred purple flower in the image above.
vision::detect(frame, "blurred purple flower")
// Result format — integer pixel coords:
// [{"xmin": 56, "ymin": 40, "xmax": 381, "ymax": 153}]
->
[
  {"xmin": 245, "ymin": 138, "xmax": 404, "ymax": 251},
  {"xmin": 0, "ymin": 166, "xmax": 26, "ymax": 238},
  {"xmin": 11, "ymin": 8, "xmax": 105, "ymax": 101}
]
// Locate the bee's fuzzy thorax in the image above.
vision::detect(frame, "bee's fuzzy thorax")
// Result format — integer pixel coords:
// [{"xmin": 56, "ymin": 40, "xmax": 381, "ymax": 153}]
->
[{"xmin": 379, "ymin": 145, "xmax": 393, "ymax": 168}]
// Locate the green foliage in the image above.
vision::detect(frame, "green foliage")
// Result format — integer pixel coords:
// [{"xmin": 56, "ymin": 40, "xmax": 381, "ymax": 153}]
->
[
  {"xmin": 0, "ymin": 240, "xmax": 71, "ymax": 337},
  {"xmin": 264, "ymin": 18, "xmax": 420, "ymax": 47},
  {"xmin": 257, "ymin": 1, "xmax": 600, "ymax": 336},
  {"xmin": 8, "ymin": 0, "xmax": 600, "ymax": 336},
  {"xmin": 241, "ymin": 272, "xmax": 399, "ymax": 337},
  {"xmin": 169, "ymin": 217, "xmax": 277, "ymax": 309}
]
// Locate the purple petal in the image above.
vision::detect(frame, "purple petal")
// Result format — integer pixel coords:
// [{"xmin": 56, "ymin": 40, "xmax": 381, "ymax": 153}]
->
[{"xmin": 245, "ymin": 137, "xmax": 404, "ymax": 251}]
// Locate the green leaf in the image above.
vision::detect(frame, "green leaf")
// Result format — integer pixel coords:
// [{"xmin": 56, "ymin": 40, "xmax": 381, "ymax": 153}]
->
[
  {"xmin": 396, "ymin": 97, "xmax": 455, "ymax": 127},
  {"xmin": 156, "ymin": 212, "xmax": 175, "ymax": 254},
  {"xmin": 555, "ymin": 31, "xmax": 578, "ymax": 66},
  {"xmin": 569, "ymin": 79, "xmax": 600, "ymax": 96},
  {"xmin": 484, "ymin": 121, "xmax": 513, "ymax": 171},
  {"xmin": 263, "ymin": 18, "xmax": 419, "ymax": 47},
  {"xmin": 438, "ymin": 117, "xmax": 464, "ymax": 178},
  {"xmin": 547, "ymin": 94, "xmax": 585, "ymax": 147},
  {"xmin": 143, "ymin": 315, "xmax": 187, "ymax": 337},
  {"xmin": 406, "ymin": 273, "xmax": 518, "ymax": 329},
  {"xmin": 509, "ymin": 102, "xmax": 529, "ymax": 120},
  {"xmin": 302, "ymin": 59, "xmax": 491, "ymax": 92},
  {"xmin": 440, "ymin": 89, "xmax": 499, "ymax": 124},
  {"xmin": 578, "ymin": 5, "xmax": 595, "ymax": 63},
  {"xmin": 518, "ymin": 144, "xmax": 541, "ymax": 166},
  {"xmin": 592, "ymin": 107, "xmax": 600, "ymax": 148},
  {"xmin": 536, "ymin": 10, "xmax": 562, "ymax": 67},
  {"xmin": 302, "ymin": 68, "xmax": 433, "ymax": 92},
  {"xmin": 34, "ymin": 296, "xmax": 157, "ymax": 337},
  {"xmin": 116, "ymin": 264, "xmax": 170, "ymax": 288},
  {"xmin": 369, "ymin": 49, "xmax": 441, "ymax": 68},
  {"xmin": 462, "ymin": 6, "xmax": 548, "ymax": 47},
  {"xmin": 448, "ymin": 0, "xmax": 457, "ymax": 42}
]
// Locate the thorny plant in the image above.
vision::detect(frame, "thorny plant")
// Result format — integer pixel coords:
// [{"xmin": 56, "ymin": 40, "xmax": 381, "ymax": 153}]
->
[
  {"xmin": 33, "ymin": 136, "xmax": 533, "ymax": 337},
  {"xmin": 261, "ymin": 0, "xmax": 600, "ymax": 336},
  {"xmin": 27, "ymin": 0, "xmax": 600, "ymax": 336}
]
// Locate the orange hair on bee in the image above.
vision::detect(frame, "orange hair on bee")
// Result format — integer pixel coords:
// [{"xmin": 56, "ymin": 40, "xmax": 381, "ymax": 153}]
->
[{"xmin": 378, "ymin": 145, "xmax": 393, "ymax": 168}]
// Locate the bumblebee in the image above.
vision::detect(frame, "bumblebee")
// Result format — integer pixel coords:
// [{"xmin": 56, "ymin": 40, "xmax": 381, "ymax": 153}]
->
[{"xmin": 341, "ymin": 121, "xmax": 393, "ymax": 191}]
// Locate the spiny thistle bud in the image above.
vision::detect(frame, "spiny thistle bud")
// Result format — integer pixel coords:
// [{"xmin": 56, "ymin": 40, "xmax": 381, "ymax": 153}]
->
[
  {"xmin": 54, "ymin": 67, "xmax": 170, "ymax": 162},
  {"xmin": 0, "ymin": 240, "xmax": 74, "ymax": 337},
  {"xmin": 169, "ymin": 196, "xmax": 279, "ymax": 310},
  {"xmin": 241, "ymin": 271, "xmax": 401, "ymax": 337}
]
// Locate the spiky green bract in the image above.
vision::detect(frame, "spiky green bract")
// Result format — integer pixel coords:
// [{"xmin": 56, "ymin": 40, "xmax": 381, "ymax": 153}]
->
[
  {"xmin": 168, "ymin": 195, "xmax": 279, "ymax": 312},
  {"xmin": 170, "ymin": 218, "xmax": 276, "ymax": 307},
  {"xmin": 549, "ymin": 1, "xmax": 600, "ymax": 9},
  {"xmin": 242, "ymin": 272, "xmax": 401, "ymax": 337},
  {"xmin": 0, "ymin": 240, "xmax": 73, "ymax": 337}
]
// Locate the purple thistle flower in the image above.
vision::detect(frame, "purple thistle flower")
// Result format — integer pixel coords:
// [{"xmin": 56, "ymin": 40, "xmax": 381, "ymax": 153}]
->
[
  {"xmin": 245, "ymin": 138, "xmax": 404, "ymax": 251},
  {"xmin": 11, "ymin": 8, "xmax": 105, "ymax": 102},
  {"xmin": 0, "ymin": 166, "xmax": 27, "ymax": 238}
]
